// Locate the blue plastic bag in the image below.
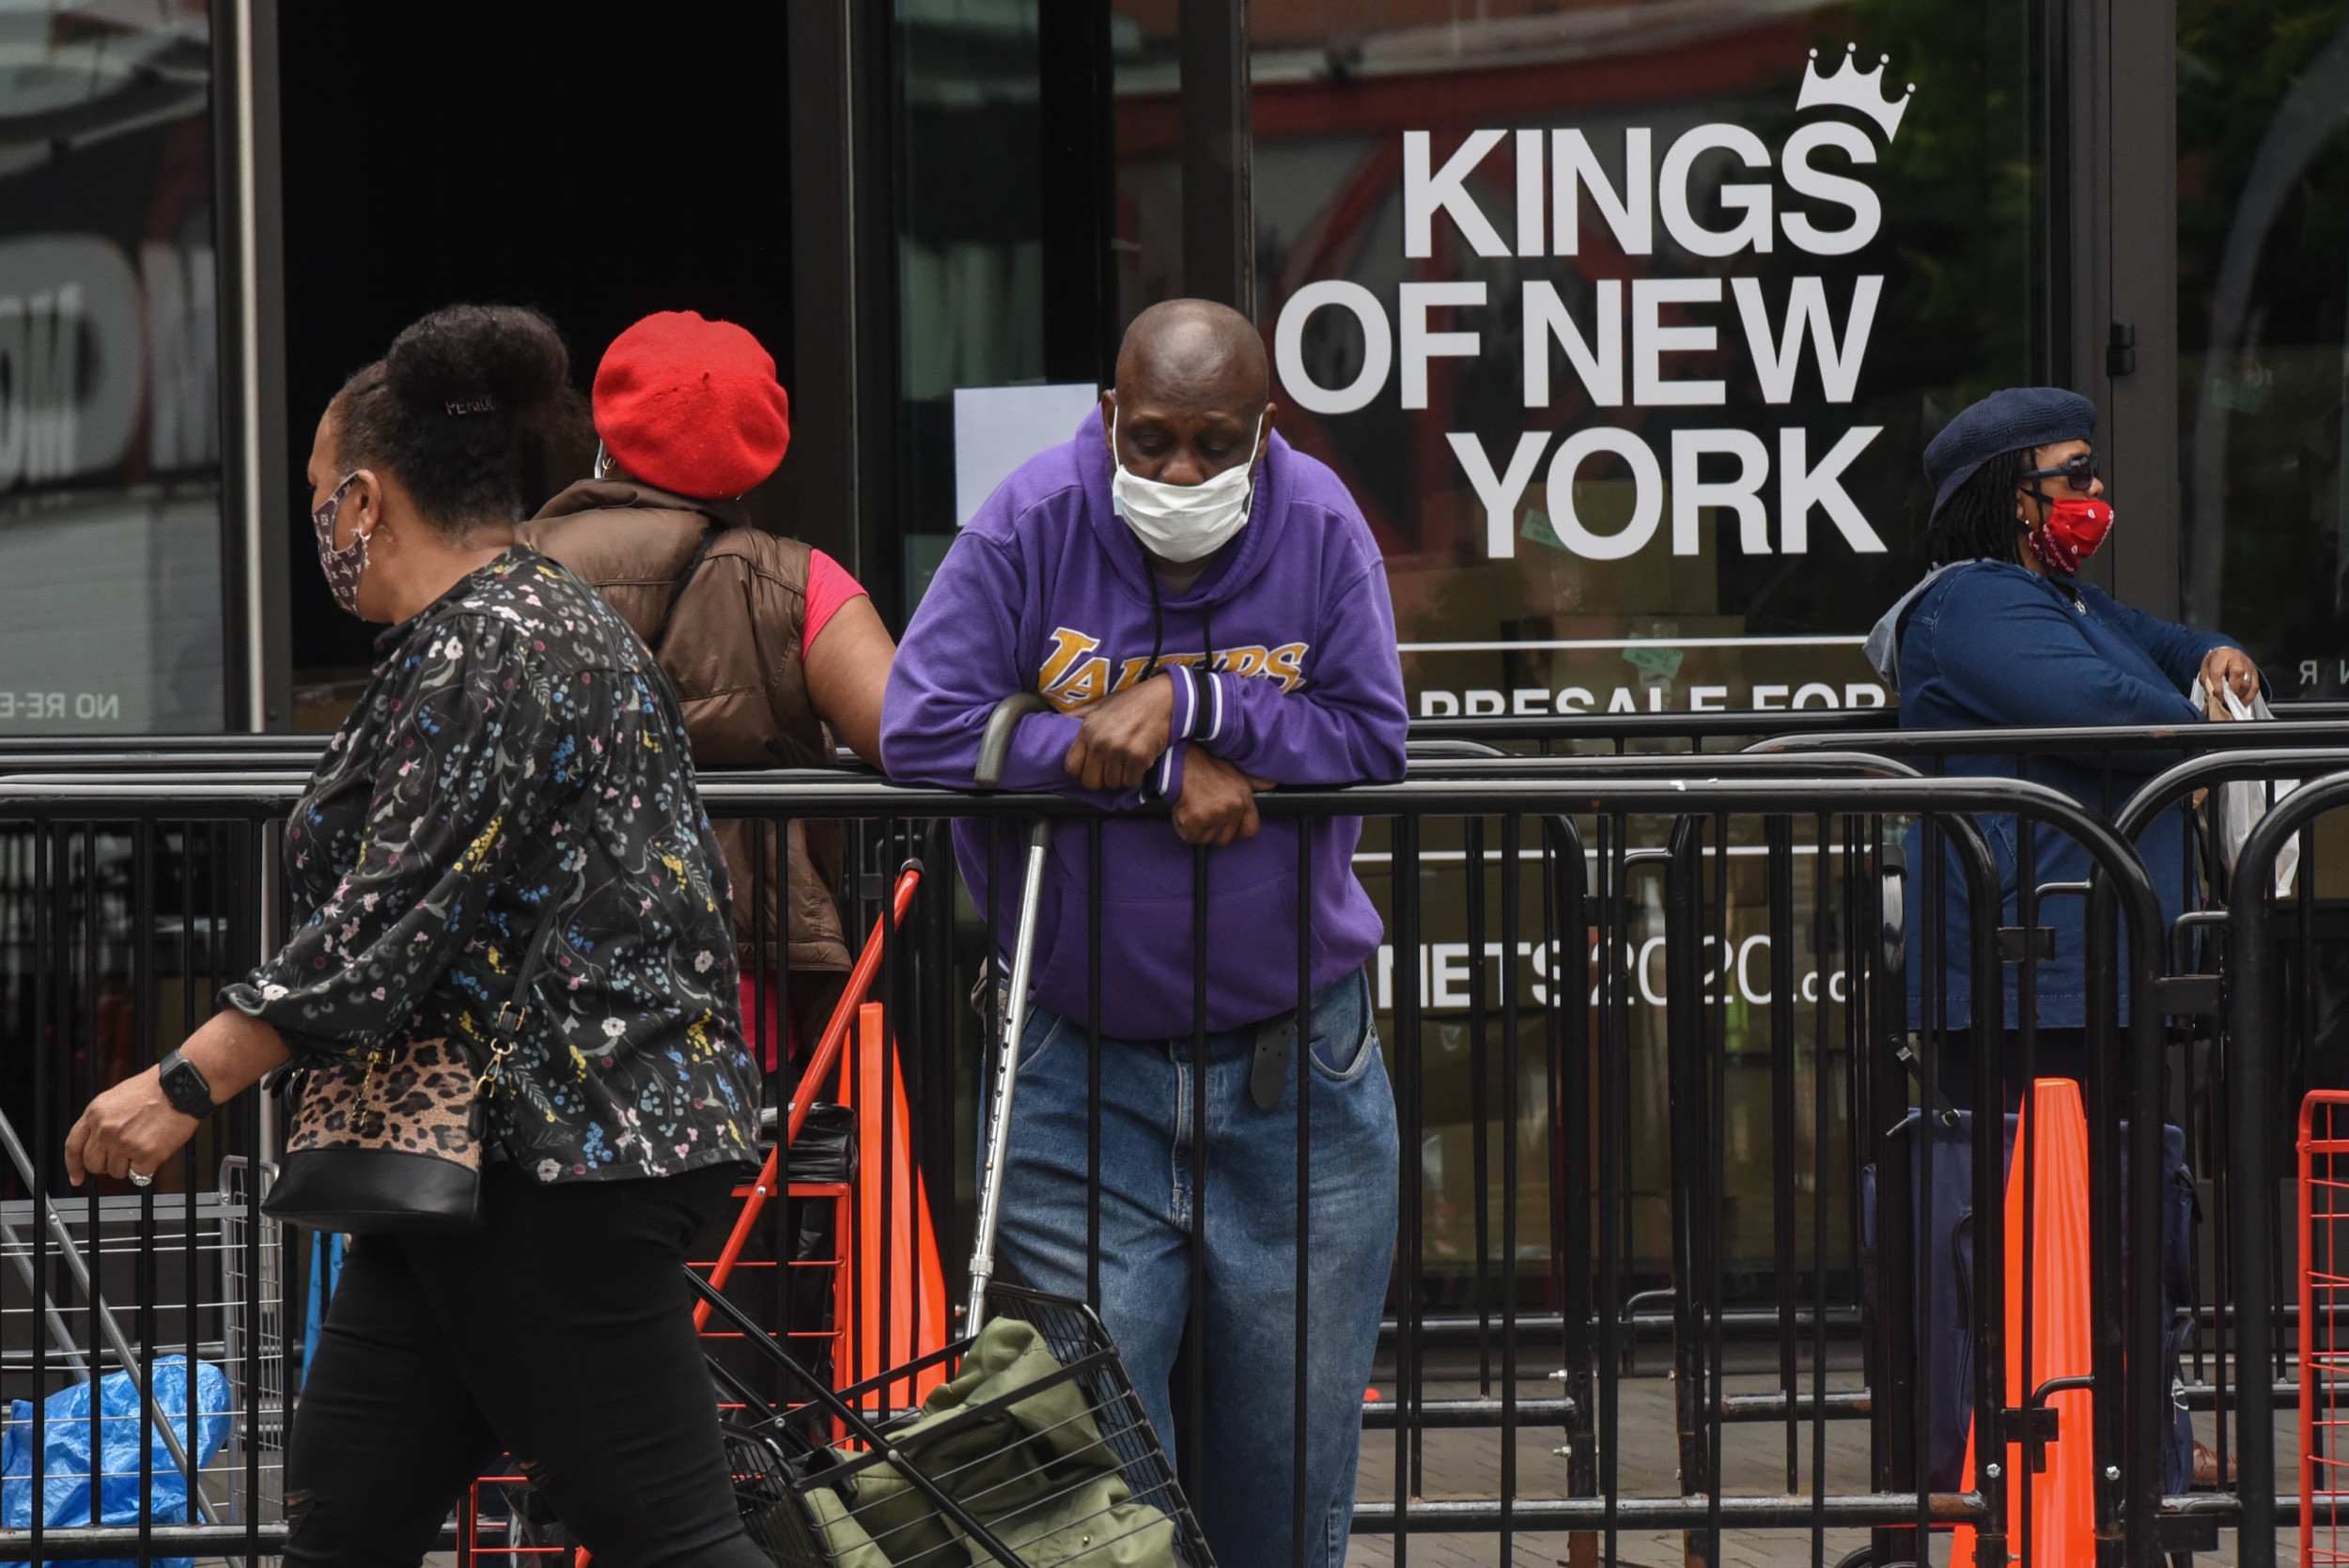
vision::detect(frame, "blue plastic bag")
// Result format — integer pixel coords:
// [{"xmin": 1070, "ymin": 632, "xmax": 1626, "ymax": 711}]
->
[{"xmin": 0, "ymin": 1358, "xmax": 231, "ymax": 1568}]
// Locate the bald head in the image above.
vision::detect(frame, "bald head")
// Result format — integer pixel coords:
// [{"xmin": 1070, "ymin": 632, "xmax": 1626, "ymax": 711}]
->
[
  {"xmin": 1117, "ymin": 300, "xmax": 1268, "ymax": 406},
  {"xmin": 1105, "ymin": 299, "xmax": 1276, "ymax": 487}
]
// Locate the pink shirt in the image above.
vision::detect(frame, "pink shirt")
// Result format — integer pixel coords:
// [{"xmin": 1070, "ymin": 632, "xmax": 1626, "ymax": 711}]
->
[{"xmin": 802, "ymin": 549, "xmax": 867, "ymax": 655}]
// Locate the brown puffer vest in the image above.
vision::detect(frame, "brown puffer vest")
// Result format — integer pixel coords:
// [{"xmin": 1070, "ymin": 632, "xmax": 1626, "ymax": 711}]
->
[{"xmin": 521, "ymin": 478, "xmax": 850, "ymax": 975}]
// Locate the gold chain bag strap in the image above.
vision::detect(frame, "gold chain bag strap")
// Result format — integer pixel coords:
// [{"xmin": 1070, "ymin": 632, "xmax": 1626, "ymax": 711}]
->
[{"xmin": 264, "ymin": 893, "xmax": 565, "ymax": 1234}]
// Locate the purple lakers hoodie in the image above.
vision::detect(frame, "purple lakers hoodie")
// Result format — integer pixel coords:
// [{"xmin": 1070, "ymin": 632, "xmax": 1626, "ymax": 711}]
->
[{"xmin": 881, "ymin": 407, "xmax": 1408, "ymax": 1037}]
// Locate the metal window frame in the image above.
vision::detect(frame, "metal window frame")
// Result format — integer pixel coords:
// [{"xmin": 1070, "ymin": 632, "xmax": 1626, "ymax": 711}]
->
[
  {"xmin": 1040, "ymin": 6, "xmax": 1120, "ymax": 389},
  {"xmin": 787, "ymin": 0, "xmax": 899, "ymax": 609},
  {"xmin": 213, "ymin": 0, "xmax": 291, "ymax": 733},
  {"xmin": 2062, "ymin": 0, "xmax": 2182, "ymax": 619},
  {"xmin": 1180, "ymin": 0, "xmax": 1252, "ymax": 315}
]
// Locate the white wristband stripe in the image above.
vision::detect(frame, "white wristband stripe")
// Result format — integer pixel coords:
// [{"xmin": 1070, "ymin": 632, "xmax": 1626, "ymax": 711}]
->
[{"xmin": 1171, "ymin": 664, "xmax": 1196, "ymax": 741}]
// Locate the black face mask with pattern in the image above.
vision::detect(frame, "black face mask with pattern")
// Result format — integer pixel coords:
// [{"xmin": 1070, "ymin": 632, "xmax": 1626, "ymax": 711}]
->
[{"xmin": 311, "ymin": 474, "xmax": 367, "ymax": 614}]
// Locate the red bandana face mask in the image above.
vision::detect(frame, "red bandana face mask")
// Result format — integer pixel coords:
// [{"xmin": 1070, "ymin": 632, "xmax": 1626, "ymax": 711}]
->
[{"xmin": 2025, "ymin": 496, "xmax": 2113, "ymax": 575}]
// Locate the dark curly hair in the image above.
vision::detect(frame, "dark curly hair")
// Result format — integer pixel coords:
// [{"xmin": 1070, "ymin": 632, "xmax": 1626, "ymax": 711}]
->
[
  {"xmin": 329, "ymin": 304, "xmax": 587, "ymax": 535},
  {"xmin": 1925, "ymin": 445, "xmax": 2034, "ymax": 567}
]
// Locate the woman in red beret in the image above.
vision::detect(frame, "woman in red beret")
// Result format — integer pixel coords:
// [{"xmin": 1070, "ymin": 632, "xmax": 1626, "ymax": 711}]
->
[{"xmin": 522, "ymin": 310, "xmax": 894, "ymax": 1094}]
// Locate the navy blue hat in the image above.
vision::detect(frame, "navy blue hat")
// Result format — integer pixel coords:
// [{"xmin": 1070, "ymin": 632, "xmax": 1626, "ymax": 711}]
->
[{"xmin": 1922, "ymin": 387, "xmax": 2096, "ymax": 520}]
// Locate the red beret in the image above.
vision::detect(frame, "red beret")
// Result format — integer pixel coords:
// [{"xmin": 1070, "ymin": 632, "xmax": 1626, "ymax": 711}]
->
[{"xmin": 593, "ymin": 311, "xmax": 790, "ymax": 499}]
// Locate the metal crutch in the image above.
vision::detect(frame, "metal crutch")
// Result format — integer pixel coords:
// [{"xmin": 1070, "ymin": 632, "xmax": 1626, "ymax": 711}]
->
[
  {"xmin": 965, "ymin": 691, "xmax": 1053, "ymax": 1331},
  {"xmin": 0, "ymin": 1104, "xmax": 219, "ymax": 1522}
]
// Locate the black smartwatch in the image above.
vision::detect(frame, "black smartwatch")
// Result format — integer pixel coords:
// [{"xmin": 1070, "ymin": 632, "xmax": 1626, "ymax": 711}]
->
[{"xmin": 157, "ymin": 1049, "xmax": 214, "ymax": 1119}]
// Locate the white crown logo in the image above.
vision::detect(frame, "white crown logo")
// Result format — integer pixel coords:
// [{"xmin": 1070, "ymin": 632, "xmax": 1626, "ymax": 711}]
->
[{"xmin": 1797, "ymin": 44, "xmax": 1915, "ymax": 141}]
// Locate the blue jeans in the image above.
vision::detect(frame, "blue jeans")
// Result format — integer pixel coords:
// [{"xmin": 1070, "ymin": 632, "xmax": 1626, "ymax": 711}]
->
[{"xmin": 993, "ymin": 967, "xmax": 1399, "ymax": 1568}]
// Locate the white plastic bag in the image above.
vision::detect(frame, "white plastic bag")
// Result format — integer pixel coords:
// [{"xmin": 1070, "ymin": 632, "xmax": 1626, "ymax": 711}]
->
[{"xmin": 2190, "ymin": 679, "xmax": 2299, "ymax": 897}]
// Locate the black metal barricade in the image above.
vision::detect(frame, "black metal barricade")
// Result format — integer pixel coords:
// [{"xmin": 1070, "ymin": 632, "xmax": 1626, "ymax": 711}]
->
[
  {"xmin": 0, "ymin": 799, "xmax": 283, "ymax": 1561},
  {"xmin": 1761, "ymin": 725, "xmax": 2349, "ymax": 1565},
  {"xmin": 0, "ymin": 749, "xmax": 2261, "ymax": 1568},
  {"xmin": 2223, "ymin": 769, "xmax": 2349, "ymax": 1568},
  {"xmin": 2081, "ymin": 749, "xmax": 2349, "ymax": 1567}
]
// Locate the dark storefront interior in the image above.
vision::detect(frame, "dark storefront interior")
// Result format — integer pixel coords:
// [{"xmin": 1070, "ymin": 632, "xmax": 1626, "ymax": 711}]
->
[{"xmin": 274, "ymin": 2, "xmax": 800, "ymax": 724}]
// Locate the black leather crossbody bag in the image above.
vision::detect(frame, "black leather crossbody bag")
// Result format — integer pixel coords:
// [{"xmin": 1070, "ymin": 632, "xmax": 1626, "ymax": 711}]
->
[{"xmin": 262, "ymin": 888, "xmax": 565, "ymax": 1235}]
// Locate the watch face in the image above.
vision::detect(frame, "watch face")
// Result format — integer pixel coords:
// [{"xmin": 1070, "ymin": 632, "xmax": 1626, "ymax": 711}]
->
[{"xmin": 163, "ymin": 1057, "xmax": 210, "ymax": 1115}]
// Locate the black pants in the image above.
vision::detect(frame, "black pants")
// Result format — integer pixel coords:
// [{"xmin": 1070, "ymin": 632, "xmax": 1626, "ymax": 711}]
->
[{"xmin": 284, "ymin": 1163, "xmax": 770, "ymax": 1568}]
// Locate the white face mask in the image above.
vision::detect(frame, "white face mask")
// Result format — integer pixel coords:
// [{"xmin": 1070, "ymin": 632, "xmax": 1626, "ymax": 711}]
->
[{"xmin": 1108, "ymin": 410, "xmax": 1265, "ymax": 565}]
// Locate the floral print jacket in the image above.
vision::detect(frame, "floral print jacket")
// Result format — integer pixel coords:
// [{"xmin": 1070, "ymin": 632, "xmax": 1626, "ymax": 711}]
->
[{"xmin": 221, "ymin": 550, "xmax": 760, "ymax": 1182}]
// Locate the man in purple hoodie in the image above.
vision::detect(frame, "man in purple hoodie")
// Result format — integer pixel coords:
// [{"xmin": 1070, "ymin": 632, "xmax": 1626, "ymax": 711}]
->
[{"xmin": 883, "ymin": 300, "xmax": 1407, "ymax": 1568}]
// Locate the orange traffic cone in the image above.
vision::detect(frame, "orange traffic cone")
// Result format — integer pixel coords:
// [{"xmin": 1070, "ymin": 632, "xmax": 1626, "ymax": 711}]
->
[
  {"xmin": 1952, "ymin": 1077, "xmax": 2099, "ymax": 1568},
  {"xmin": 835, "ymin": 1001, "xmax": 950, "ymax": 1412}
]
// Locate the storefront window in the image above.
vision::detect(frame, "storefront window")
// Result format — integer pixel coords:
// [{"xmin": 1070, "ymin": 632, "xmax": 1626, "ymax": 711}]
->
[
  {"xmin": 1234, "ymin": 0, "xmax": 2038, "ymax": 723},
  {"xmin": 0, "ymin": 2, "xmax": 225, "ymax": 732},
  {"xmin": 2179, "ymin": 0, "xmax": 2349, "ymax": 692}
]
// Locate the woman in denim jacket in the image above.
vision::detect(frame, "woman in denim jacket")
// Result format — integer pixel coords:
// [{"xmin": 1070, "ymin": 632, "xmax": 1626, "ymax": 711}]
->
[{"xmin": 1868, "ymin": 386, "xmax": 2260, "ymax": 1092}]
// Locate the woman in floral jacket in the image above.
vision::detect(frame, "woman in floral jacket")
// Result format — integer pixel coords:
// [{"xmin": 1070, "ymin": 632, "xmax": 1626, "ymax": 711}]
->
[{"xmin": 63, "ymin": 304, "xmax": 772, "ymax": 1568}]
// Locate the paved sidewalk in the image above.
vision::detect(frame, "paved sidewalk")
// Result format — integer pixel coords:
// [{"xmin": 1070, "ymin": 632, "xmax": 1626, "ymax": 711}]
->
[
  {"xmin": 1346, "ymin": 1372, "xmax": 1874, "ymax": 1568},
  {"xmin": 389, "ymin": 1363, "xmax": 2297, "ymax": 1567},
  {"xmin": 1344, "ymin": 1371, "xmax": 2295, "ymax": 1568}
]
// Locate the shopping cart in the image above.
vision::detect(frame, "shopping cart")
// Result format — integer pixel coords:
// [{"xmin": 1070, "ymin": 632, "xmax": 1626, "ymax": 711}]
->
[
  {"xmin": 0, "ymin": 1110, "xmax": 279, "ymax": 1533},
  {"xmin": 698, "ymin": 1275, "xmax": 1209, "ymax": 1568},
  {"xmin": 691, "ymin": 804, "xmax": 1217, "ymax": 1568}
]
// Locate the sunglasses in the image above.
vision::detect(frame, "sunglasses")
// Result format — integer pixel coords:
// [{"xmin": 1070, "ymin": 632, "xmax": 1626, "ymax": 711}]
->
[{"xmin": 2020, "ymin": 451, "xmax": 2098, "ymax": 491}]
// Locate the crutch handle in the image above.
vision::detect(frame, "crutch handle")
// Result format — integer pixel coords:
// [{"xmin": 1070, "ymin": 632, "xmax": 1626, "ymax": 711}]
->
[{"xmin": 975, "ymin": 692, "xmax": 1050, "ymax": 788}]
